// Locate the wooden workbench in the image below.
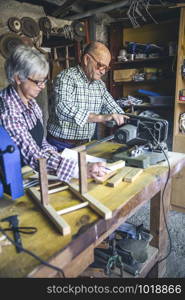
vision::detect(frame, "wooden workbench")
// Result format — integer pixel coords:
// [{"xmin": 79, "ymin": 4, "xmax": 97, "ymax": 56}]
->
[{"xmin": 0, "ymin": 142, "xmax": 185, "ymax": 278}]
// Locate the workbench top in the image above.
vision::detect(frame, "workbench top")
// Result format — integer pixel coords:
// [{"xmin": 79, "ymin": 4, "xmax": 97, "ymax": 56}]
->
[{"xmin": 0, "ymin": 142, "xmax": 185, "ymax": 278}]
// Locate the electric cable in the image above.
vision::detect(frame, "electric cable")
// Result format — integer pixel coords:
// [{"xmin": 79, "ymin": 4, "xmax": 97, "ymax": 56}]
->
[
  {"xmin": 0, "ymin": 226, "xmax": 65, "ymax": 278},
  {"xmin": 141, "ymin": 122, "xmax": 172, "ymax": 265}
]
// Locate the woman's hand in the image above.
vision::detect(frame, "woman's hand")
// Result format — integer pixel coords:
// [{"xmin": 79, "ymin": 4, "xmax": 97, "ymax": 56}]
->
[{"xmin": 87, "ymin": 161, "xmax": 107, "ymax": 178}]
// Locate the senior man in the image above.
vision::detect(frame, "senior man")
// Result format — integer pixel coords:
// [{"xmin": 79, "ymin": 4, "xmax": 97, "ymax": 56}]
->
[{"xmin": 47, "ymin": 41, "xmax": 128, "ymax": 151}]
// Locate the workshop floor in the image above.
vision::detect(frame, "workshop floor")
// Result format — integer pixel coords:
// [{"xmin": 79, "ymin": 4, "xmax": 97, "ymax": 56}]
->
[{"xmin": 128, "ymin": 203, "xmax": 185, "ymax": 278}]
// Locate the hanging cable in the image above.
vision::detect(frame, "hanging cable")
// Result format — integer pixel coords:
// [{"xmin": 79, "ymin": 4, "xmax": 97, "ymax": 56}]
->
[{"xmin": 141, "ymin": 122, "xmax": 172, "ymax": 265}]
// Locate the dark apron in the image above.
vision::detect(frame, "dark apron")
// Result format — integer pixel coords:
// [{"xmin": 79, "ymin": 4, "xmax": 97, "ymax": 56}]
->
[
  {"xmin": 21, "ymin": 118, "xmax": 44, "ymax": 166},
  {"xmin": 29, "ymin": 118, "xmax": 44, "ymax": 148}
]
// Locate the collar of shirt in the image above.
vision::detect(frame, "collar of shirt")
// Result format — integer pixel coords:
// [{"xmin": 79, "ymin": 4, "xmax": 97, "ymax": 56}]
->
[
  {"xmin": 77, "ymin": 65, "xmax": 98, "ymax": 86},
  {"xmin": 2, "ymin": 85, "xmax": 37, "ymax": 114}
]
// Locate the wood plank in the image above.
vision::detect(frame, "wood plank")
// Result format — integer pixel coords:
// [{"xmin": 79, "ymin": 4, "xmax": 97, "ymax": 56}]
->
[
  {"xmin": 38, "ymin": 158, "xmax": 49, "ymax": 205},
  {"xmin": 93, "ymin": 170, "xmax": 116, "ymax": 183},
  {"xmin": 69, "ymin": 183, "xmax": 112, "ymax": 219},
  {"xmin": 78, "ymin": 151, "xmax": 88, "ymax": 194},
  {"xmin": 124, "ymin": 168, "xmax": 143, "ymax": 183},
  {"xmin": 106, "ymin": 160, "xmax": 125, "ymax": 171},
  {"xmin": 27, "ymin": 188, "xmax": 71, "ymax": 235},
  {"xmin": 107, "ymin": 167, "xmax": 133, "ymax": 187}
]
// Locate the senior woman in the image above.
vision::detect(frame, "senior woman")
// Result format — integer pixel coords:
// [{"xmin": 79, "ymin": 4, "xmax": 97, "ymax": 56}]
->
[{"xmin": 0, "ymin": 45, "xmax": 106, "ymax": 182}]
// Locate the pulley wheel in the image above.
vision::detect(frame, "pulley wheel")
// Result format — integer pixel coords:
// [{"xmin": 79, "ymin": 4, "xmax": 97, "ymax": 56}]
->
[{"xmin": 7, "ymin": 17, "xmax": 22, "ymax": 33}]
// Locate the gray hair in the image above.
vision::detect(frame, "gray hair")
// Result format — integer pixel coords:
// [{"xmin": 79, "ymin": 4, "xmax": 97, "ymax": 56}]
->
[{"xmin": 5, "ymin": 45, "xmax": 49, "ymax": 84}]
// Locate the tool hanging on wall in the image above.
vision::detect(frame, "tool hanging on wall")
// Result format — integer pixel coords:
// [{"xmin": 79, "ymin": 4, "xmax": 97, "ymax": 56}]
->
[{"xmin": 56, "ymin": 21, "xmax": 85, "ymax": 41}]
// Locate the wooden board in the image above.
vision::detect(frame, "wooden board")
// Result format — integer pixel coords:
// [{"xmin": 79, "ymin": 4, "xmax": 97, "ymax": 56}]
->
[
  {"xmin": 93, "ymin": 170, "xmax": 116, "ymax": 183},
  {"xmin": 107, "ymin": 167, "xmax": 133, "ymax": 187},
  {"xmin": 124, "ymin": 168, "xmax": 143, "ymax": 183}
]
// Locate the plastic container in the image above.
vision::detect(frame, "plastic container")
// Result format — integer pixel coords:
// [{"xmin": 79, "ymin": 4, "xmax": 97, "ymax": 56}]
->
[{"xmin": 148, "ymin": 96, "xmax": 173, "ymax": 105}]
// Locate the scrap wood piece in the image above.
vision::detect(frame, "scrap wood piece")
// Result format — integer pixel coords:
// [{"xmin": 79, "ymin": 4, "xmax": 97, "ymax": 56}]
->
[
  {"xmin": 124, "ymin": 168, "xmax": 143, "ymax": 183},
  {"xmin": 107, "ymin": 167, "xmax": 133, "ymax": 187},
  {"xmin": 27, "ymin": 187, "xmax": 71, "ymax": 235},
  {"xmin": 69, "ymin": 183, "xmax": 112, "ymax": 220}
]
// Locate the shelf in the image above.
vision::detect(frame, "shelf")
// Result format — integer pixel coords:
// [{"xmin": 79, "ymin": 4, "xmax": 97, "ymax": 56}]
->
[
  {"xmin": 176, "ymin": 100, "xmax": 185, "ymax": 104},
  {"xmin": 175, "ymin": 133, "xmax": 185, "ymax": 137},
  {"xmin": 122, "ymin": 103, "xmax": 173, "ymax": 109},
  {"xmin": 113, "ymin": 78, "xmax": 174, "ymax": 85},
  {"xmin": 112, "ymin": 56, "xmax": 175, "ymax": 70},
  {"xmin": 80, "ymin": 245, "xmax": 158, "ymax": 278}
]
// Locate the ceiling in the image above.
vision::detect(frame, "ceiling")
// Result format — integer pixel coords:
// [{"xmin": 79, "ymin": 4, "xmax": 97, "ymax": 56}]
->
[{"xmin": 15, "ymin": 0, "xmax": 185, "ymax": 20}]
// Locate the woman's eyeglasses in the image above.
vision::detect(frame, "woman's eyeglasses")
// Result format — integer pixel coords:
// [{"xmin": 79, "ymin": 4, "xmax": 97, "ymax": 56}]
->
[
  {"xmin": 88, "ymin": 53, "xmax": 110, "ymax": 72},
  {"xmin": 27, "ymin": 77, "xmax": 48, "ymax": 87}
]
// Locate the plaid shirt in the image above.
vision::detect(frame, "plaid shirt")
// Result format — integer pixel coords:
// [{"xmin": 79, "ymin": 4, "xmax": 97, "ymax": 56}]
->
[
  {"xmin": 0, "ymin": 86, "xmax": 76, "ymax": 183},
  {"xmin": 47, "ymin": 65, "xmax": 123, "ymax": 140}
]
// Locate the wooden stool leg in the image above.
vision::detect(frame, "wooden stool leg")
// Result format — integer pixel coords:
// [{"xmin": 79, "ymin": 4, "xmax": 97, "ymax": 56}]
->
[
  {"xmin": 78, "ymin": 151, "xmax": 88, "ymax": 195},
  {"xmin": 38, "ymin": 158, "xmax": 49, "ymax": 205}
]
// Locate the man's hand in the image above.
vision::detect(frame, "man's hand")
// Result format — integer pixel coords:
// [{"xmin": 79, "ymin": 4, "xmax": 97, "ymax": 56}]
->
[
  {"xmin": 102, "ymin": 113, "xmax": 129, "ymax": 126},
  {"xmin": 88, "ymin": 113, "xmax": 129, "ymax": 126}
]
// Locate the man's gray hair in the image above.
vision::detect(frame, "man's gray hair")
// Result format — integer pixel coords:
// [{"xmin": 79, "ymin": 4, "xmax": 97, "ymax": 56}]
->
[{"xmin": 5, "ymin": 45, "xmax": 49, "ymax": 84}]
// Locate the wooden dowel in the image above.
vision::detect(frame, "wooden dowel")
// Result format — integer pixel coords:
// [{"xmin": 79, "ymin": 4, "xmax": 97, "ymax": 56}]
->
[{"xmin": 57, "ymin": 201, "xmax": 89, "ymax": 215}]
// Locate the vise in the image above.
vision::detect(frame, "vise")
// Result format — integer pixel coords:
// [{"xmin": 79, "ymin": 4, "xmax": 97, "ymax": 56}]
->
[{"xmin": 0, "ymin": 126, "xmax": 24, "ymax": 200}]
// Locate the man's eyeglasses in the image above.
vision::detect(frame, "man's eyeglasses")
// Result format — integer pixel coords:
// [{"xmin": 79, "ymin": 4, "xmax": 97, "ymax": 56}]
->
[
  {"xmin": 88, "ymin": 53, "xmax": 110, "ymax": 72},
  {"xmin": 27, "ymin": 77, "xmax": 48, "ymax": 87}
]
